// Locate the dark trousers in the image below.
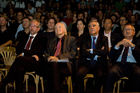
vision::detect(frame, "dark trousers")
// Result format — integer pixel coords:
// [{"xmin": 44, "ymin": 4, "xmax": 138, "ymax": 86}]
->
[
  {"xmin": 104, "ymin": 62, "xmax": 140, "ymax": 92},
  {"xmin": 42, "ymin": 62, "xmax": 72, "ymax": 93},
  {"xmin": 75, "ymin": 60, "xmax": 107, "ymax": 93},
  {"xmin": 1, "ymin": 56, "xmax": 41, "ymax": 93}
]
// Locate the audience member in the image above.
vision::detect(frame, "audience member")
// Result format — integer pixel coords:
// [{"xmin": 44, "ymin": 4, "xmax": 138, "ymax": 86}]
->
[
  {"xmin": 0, "ymin": 19, "xmax": 43, "ymax": 93},
  {"xmin": 15, "ymin": 17, "xmax": 31, "ymax": 47},
  {"xmin": 105, "ymin": 24, "xmax": 140, "ymax": 92},
  {"xmin": 76, "ymin": 20, "xmax": 108, "ymax": 93},
  {"xmin": 42, "ymin": 22, "xmax": 77, "ymax": 93},
  {"xmin": 100, "ymin": 17, "xmax": 122, "ymax": 51},
  {"xmin": 0, "ymin": 0, "xmax": 140, "ymax": 93},
  {"xmin": 42, "ymin": 17, "xmax": 56, "ymax": 39},
  {"xmin": 0, "ymin": 15, "xmax": 13, "ymax": 48}
]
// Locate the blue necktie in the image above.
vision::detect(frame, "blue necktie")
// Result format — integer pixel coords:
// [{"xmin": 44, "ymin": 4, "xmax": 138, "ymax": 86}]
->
[
  {"xmin": 91, "ymin": 37, "xmax": 96, "ymax": 49},
  {"xmin": 91, "ymin": 37, "xmax": 96, "ymax": 64}
]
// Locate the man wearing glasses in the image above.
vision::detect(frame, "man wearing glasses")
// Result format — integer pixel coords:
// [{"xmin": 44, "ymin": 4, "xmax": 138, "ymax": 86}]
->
[
  {"xmin": 0, "ymin": 19, "xmax": 43, "ymax": 93},
  {"xmin": 105, "ymin": 24, "xmax": 140, "ymax": 92}
]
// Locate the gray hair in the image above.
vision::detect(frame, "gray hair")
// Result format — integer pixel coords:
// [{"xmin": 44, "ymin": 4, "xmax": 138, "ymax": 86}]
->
[{"xmin": 55, "ymin": 22, "xmax": 67, "ymax": 35}]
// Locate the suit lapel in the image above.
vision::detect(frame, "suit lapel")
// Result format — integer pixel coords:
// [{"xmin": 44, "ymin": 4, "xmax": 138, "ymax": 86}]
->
[
  {"xmin": 30, "ymin": 34, "xmax": 39, "ymax": 50},
  {"xmin": 87, "ymin": 35, "xmax": 92, "ymax": 49},
  {"xmin": 51, "ymin": 37, "xmax": 57, "ymax": 55},
  {"xmin": 63, "ymin": 36, "xmax": 67, "ymax": 53},
  {"xmin": 24, "ymin": 34, "xmax": 30, "ymax": 49},
  {"xmin": 95, "ymin": 35, "xmax": 101, "ymax": 49}
]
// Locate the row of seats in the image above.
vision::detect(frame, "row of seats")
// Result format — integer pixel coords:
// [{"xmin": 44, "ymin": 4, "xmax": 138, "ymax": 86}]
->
[
  {"xmin": 0, "ymin": 47, "xmax": 44, "ymax": 93},
  {"xmin": 0, "ymin": 46, "xmax": 128, "ymax": 93},
  {"xmin": 0, "ymin": 46, "xmax": 73, "ymax": 93}
]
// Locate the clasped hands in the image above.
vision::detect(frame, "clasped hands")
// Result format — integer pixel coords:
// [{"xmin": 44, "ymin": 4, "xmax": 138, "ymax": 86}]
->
[
  {"xmin": 48, "ymin": 56, "xmax": 59, "ymax": 62},
  {"xmin": 116, "ymin": 39, "xmax": 135, "ymax": 48}
]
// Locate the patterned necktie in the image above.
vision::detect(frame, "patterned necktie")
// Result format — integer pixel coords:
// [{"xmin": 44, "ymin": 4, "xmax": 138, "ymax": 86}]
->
[
  {"xmin": 91, "ymin": 37, "xmax": 96, "ymax": 49},
  {"xmin": 54, "ymin": 38, "xmax": 62, "ymax": 56},
  {"xmin": 25, "ymin": 36, "xmax": 34, "ymax": 50},
  {"xmin": 121, "ymin": 47, "xmax": 129, "ymax": 63}
]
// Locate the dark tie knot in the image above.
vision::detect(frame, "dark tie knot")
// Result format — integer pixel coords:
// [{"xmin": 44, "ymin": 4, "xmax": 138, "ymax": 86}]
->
[
  {"xmin": 30, "ymin": 36, "xmax": 34, "ymax": 39},
  {"xmin": 93, "ymin": 37, "xmax": 96, "ymax": 40},
  {"xmin": 125, "ymin": 47, "xmax": 129, "ymax": 49}
]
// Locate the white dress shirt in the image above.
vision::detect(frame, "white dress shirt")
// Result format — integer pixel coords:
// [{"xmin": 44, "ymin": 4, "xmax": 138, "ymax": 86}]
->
[{"xmin": 104, "ymin": 31, "xmax": 112, "ymax": 48}]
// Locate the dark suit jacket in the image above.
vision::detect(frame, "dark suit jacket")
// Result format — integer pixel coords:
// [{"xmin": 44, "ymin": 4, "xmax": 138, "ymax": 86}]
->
[
  {"xmin": 16, "ymin": 33, "xmax": 43, "ymax": 58},
  {"xmin": 4, "ymin": 33, "xmax": 44, "ymax": 88},
  {"xmin": 100, "ymin": 28, "xmax": 122, "ymax": 48},
  {"xmin": 44, "ymin": 35, "xmax": 77, "ymax": 60},
  {"xmin": 79, "ymin": 33, "xmax": 109, "ymax": 63},
  {"xmin": 110, "ymin": 37, "xmax": 140, "ymax": 63}
]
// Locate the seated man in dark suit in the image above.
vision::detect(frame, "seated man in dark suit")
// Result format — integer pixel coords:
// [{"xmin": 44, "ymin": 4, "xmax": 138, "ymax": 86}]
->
[
  {"xmin": 0, "ymin": 19, "xmax": 43, "ymax": 93},
  {"xmin": 100, "ymin": 17, "xmax": 122, "ymax": 52},
  {"xmin": 104, "ymin": 24, "xmax": 140, "ymax": 92},
  {"xmin": 76, "ymin": 20, "xmax": 109, "ymax": 93},
  {"xmin": 42, "ymin": 22, "xmax": 77, "ymax": 93}
]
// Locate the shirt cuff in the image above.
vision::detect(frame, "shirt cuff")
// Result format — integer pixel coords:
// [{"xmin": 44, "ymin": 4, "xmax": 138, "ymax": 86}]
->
[
  {"xmin": 94, "ymin": 55, "xmax": 98, "ymax": 60},
  {"xmin": 131, "ymin": 46, "xmax": 135, "ymax": 50},
  {"xmin": 22, "ymin": 53, "xmax": 24, "ymax": 56},
  {"xmin": 114, "ymin": 45, "xmax": 120, "ymax": 50}
]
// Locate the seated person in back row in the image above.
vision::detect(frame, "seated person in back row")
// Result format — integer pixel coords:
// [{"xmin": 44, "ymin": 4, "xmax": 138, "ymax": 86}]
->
[
  {"xmin": 105, "ymin": 24, "xmax": 140, "ymax": 92},
  {"xmin": 0, "ymin": 15, "xmax": 14, "ymax": 65},
  {"xmin": 0, "ymin": 15, "xmax": 13, "ymax": 48}
]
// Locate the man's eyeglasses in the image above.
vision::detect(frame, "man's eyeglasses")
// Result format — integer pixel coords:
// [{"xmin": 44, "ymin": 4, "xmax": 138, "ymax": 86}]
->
[
  {"xmin": 30, "ymin": 25, "xmax": 39, "ymax": 28},
  {"xmin": 120, "ymin": 19, "xmax": 126, "ymax": 21},
  {"xmin": 124, "ymin": 28, "xmax": 133, "ymax": 31},
  {"xmin": 88, "ymin": 24, "xmax": 97, "ymax": 28}
]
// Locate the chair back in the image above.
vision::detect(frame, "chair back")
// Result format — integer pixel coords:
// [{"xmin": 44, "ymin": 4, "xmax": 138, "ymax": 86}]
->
[{"xmin": 0, "ymin": 47, "xmax": 16, "ymax": 66}]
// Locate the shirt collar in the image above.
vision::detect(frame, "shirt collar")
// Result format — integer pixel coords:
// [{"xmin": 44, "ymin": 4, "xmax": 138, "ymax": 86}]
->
[
  {"xmin": 104, "ymin": 30, "xmax": 111, "ymax": 36},
  {"xmin": 91, "ymin": 34, "xmax": 98, "ymax": 39},
  {"xmin": 29, "ymin": 33, "xmax": 37, "ymax": 38}
]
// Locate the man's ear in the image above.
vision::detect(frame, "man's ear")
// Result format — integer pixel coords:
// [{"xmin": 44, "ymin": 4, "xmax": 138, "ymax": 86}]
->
[
  {"xmin": 133, "ymin": 30, "xmax": 135, "ymax": 36},
  {"xmin": 98, "ymin": 26, "xmax": 100, "ymax": 31}
]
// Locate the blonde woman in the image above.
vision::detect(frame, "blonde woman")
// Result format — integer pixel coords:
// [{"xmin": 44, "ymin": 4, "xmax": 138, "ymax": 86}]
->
[{"xmin": 43, "ymin": 22, "xmax": 77, "ymax": 93}]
